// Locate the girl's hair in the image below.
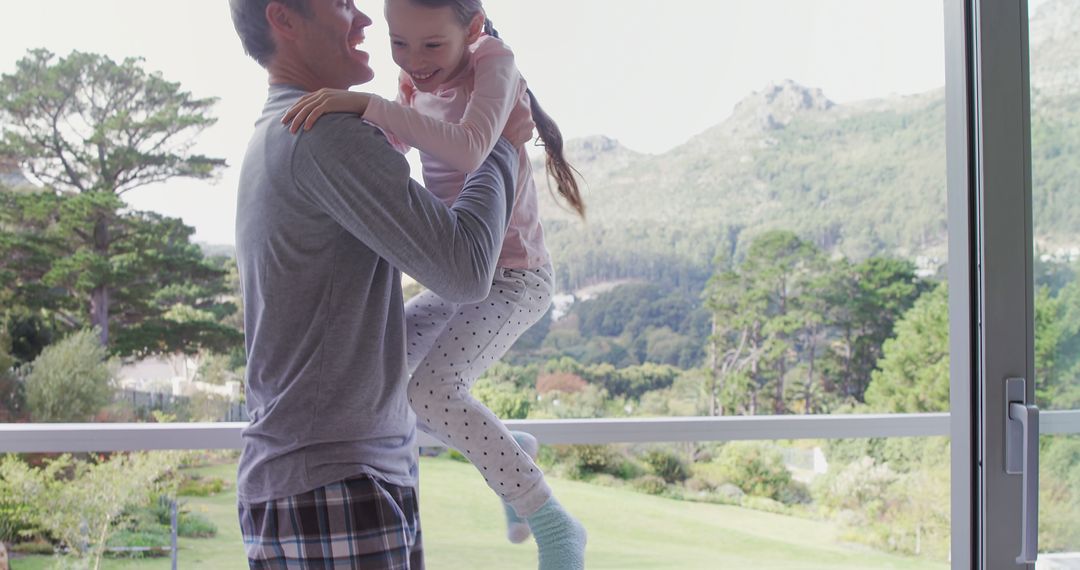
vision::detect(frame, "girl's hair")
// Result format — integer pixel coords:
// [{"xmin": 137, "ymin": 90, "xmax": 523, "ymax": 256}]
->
[{"xmin": 405, "ymin": 0, "xmax": 586, "ymax": 218}]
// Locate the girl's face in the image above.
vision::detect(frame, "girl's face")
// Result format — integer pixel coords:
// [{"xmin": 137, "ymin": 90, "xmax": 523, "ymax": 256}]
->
[{"xmin": 385, "ymin": 0, "xmax": 484, "ymax": 92}]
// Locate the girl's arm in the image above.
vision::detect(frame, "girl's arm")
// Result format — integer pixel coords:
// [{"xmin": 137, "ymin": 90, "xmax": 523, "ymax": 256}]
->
[
  {"xmin": 373, "ymin": 72, "xmax": 417, "ymax": 155},
  {"xmin": 363, "ymin": 36, "xmax": 526, "ymax": 173},
  {"xmin": 282, "ymin": 73, "xmax": 416, "ymax": 154}
]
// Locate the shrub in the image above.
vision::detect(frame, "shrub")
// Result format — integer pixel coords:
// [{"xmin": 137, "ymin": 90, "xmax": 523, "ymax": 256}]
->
[
  {"xmin": 612, "ymin": 456, "xmax": 646, "ymax": 480},
  {"xmin": 778, "ymin": 479, "xmax": 813, "ymax": 505},
  {"xmin": 689, "ymin": 460, "xmax": 727, "ymax": 487},
  {"xmin": 813, "ymin": 456, "xmax": 949, "ymax": 558},
  {"xmin": 177, "ymin": 511, "xmax": 217, "ymax": 538},
  {"xmin": 556, "ymin": 445, "xmax": 625, "ymax": 479},
  {"xmin": 714, "ymin": 441, "xmax": 793, "ymax": 501},
  {"xmin": 684, "ymin": 477, "xmax": 716, "ymax": 494},
  {"xmin": 0, "ymin": 470, "xmax": 42, "ymax": 544},
  {"xmin": 640, "ymin": 448, "xmax": 690, "ymax": 483},
  {"xmin": 125, "ymin": 503, "xmax": 166, "ymax": 535},
  {"xmin": 25, "ymin": 329, "xmax": 113, "ymax": 422},
  {"xmin": 631, "ymin": 475, "xmax": 668, "ymax": 495},
  {"xmin": 813, "ymin": 456, "xmax": 897, "ymax": 515},
  {"xmin": 177, "ymin": 475, "xmax": 226, "ymax": 497},
  {"xmin": 714, "ymin": 483, "xmax": 746, "ymax": 504},
  {"xmin": 124, "ymin": 498, "xmax": 218, "ymax": 542},
  {"xmin": 742, "ymin": 496, "xmax": 788, "ymax": 514}
]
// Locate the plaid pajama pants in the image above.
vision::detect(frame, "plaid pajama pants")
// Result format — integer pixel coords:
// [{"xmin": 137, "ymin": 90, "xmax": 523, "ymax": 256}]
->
[{"xmin": 239, "ymin": 475, "xmax": 423, "ymax": 569}]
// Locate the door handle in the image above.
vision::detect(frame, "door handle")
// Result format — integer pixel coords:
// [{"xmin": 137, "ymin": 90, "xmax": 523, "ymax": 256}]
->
[{"xmin": 1005, "ymin": 377, "xmax": 1039, "ymax": 565}]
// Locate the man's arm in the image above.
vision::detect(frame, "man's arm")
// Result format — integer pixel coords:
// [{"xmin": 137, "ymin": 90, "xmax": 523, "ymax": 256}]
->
[
  {"xmin": 293, "ymin": 117, "xmax": 517, "ymax": 302},
  {"xmin": 362, "ymin": 37, "xmax": 523, "ymax": 173}
]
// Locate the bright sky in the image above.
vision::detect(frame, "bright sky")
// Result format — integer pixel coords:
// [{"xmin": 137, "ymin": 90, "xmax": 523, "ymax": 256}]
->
[{"xmin": 1, "ymin": 0, "xmax": 1005, "ymax": 245}]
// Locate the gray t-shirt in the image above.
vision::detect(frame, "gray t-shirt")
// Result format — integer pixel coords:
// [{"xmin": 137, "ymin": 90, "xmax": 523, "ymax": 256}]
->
[{"xmin": 234, "ymin": 84, "xmax": 517, "ymax": 504}]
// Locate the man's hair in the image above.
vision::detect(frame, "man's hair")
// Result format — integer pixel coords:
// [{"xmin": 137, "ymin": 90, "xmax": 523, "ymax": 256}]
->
[{"xmin": 230, "ymin": 0, "xmax": 313, "ymax": 67}]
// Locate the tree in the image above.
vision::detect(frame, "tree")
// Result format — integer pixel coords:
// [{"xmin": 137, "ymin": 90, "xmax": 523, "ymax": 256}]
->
[
  {"xmin": 740, "ymin": 231, "xmax": 824, "ymax": 414},
  {"xmin": 0, "ymin": 49, "xmax": 226, "ymax": 347},
  {"xmin": 866, "ymin": 279, "xmax": 1069, "ymax": 414},
  {"xmin": 705, "ymin": 231, "xmax": 824, "ymax": 415},
  {"xmin": 1041, "ymin": 279, "xmax": 1080, "ymax": 409},
  {"xmin": 0, "ymin": 189, "xmax": 64, "ymax": 364},
  {"xmin": 822, "ymin": 258, "xmax": 926, "ymax": 402},
  {"xmin": 864, "ymin": 284, "xmax": 949, "ymax": 413},
  {"xmin": 703, "ymin": 266, "xmax": 767, "ymax": 416},
  {"xmin": 0, "ymin": 189, "xmax": 242, "ymax": 358},
  {"xmin": 605, "ymin": 363, "xmax": 680, "ymax": 400},
  {"xmin": 25, "ymin": 328, "xmax": 114, "ymax": 422},
  {"xmin": 537, "ymin": 372, "xmax": 588, "ymax": 395},
  {"xmin": 0, "ymin": 328, "xmax": 25, "ymax": 422}
]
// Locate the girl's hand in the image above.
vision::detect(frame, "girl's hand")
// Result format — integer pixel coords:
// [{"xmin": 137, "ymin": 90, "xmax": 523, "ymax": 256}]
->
[{"xmin": 282, "ymin": 89, "xmax": 371, "ymax": 133}]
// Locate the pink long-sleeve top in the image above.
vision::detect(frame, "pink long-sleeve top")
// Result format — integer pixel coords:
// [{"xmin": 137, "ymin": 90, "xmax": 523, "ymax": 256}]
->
[{"xmin": 363, "ymin": 35, "xmax": 550, "ymax": 270}]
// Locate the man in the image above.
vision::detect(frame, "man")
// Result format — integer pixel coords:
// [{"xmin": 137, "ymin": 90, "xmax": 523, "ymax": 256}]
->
[{"xmin": 228, "ymin": 0, "xmax": 518, "ymax": 567}]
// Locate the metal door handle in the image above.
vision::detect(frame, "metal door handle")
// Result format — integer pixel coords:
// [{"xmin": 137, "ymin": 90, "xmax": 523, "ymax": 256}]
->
[{"xmin": 1006, "ymin": 378, "xmax": 1039, "ymax": 565}]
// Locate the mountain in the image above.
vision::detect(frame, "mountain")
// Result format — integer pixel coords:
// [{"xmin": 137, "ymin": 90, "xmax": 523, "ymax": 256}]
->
[
  {"xmin": 1031, "ymin": 0, "xmax": 1080, "ymax": 99},
  {"xmin": 536, "ymin": 0, "xmax": 1080, "ymax": 291}
]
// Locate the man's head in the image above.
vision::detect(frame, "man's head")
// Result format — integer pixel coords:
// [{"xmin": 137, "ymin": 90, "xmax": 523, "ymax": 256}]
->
[{"xmin": 231, "ymin": 0, "xmax": 375, "ymax": 90}]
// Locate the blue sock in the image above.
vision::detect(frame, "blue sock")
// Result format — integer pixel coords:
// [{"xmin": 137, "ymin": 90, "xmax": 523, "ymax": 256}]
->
[
  {"xmin": 527, "ymin": 497, "xmax": 587, "ymax": 570},
  {"xmin": 504, "ymin": 431, "xmax": 539, "ymax": 544}
]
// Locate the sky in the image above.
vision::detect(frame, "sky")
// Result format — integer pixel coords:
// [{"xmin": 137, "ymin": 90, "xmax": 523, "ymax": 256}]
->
[{"xmin": 0, "ymin": 0, "xmax": 993, "ymax": 245}]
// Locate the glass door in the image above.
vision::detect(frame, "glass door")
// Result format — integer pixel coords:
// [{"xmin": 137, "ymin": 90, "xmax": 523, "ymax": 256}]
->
[
  {"xmin": 1029, "ymin": 0, "xmax": 1080, "ymax": 565},
  {"xmin": 962, "ymin": 0, "xmax": 1080, "ymax": 568}
]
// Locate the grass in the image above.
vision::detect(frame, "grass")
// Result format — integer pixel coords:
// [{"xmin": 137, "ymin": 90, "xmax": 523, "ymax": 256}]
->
[{"xmin": 11, "ymin": 456, "xmax": 948, "ymax": 570}]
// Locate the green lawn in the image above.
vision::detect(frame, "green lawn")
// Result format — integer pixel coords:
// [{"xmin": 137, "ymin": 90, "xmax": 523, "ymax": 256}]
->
[{"xmin": 12, "ymin": 457, "xmax": 947, "ymax": 569}]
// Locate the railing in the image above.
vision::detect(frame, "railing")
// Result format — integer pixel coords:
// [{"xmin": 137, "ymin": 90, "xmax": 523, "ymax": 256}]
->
[{"xmin": 2, "ymin": 411, "xmax": 1079, "ymax": 453}]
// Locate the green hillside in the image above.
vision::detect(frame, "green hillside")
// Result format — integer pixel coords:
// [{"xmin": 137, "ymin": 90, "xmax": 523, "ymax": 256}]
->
[{"xmin": 537, "ymin": 0, "xmax": 1080, "ymax": 292}]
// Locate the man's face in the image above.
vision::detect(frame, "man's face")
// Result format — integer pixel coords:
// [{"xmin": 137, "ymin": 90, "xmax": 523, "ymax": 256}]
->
[{"xmin": 294, "ymin": 0, "xmax": 375, "ymax": 89}]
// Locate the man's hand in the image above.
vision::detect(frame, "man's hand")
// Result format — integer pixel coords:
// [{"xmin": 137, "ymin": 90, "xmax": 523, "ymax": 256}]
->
[{"xmin": 282, "ymin": 89, "xmax": 372, "ymax": 133}]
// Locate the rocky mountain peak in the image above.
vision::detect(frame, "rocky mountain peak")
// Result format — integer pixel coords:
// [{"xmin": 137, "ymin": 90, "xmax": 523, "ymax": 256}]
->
[
  {"xmin": 564, "ymin": 135, "xmax": 633, "ymax": 161},
  {"xmin": 730, "ymin": 80, "xmax": 834, "ymax": 131}
]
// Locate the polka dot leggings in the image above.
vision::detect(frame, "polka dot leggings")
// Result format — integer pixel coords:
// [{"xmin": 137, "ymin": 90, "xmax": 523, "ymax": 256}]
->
[{"xmin": 406, "ymin": 265, "xmax": 555, "ymax": 517}]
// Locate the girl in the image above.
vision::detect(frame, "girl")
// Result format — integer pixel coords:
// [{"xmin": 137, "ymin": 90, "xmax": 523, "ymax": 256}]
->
[{"xmin": 282, "ymin": 1, "xmax": 587, "ymax": 568}]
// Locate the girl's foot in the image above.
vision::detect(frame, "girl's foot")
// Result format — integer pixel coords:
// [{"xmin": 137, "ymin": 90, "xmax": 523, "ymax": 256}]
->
[
  {"xmin": 504, "ymin": 431, "xmax": 540, "ymax": 543},
  {"xmin": 527, "ymin": 497, "xmax": 587, "ymax": 570}
]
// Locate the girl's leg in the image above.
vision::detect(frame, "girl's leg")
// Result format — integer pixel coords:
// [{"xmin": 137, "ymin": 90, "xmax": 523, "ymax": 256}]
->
[
  {"xmin": 504, "ymin": 431, "xmax": 540, "ymax": 543},
  {"xmin": 409, "ymin": 266, "xmax": 586, "ymax": 568},
  {"xmin": 406, "ymin": 285, "xmax": 537, "ymax": 541},
  {"xmin": 407, "ymin": 267, "xmax": 555, "ymax": 517},
  {"xmin": 404, "ymin": 288, "xmax": 461, "ymax": 376}
]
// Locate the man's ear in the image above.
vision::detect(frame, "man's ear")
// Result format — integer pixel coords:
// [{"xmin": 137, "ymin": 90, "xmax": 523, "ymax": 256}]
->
[
  {"xmin": 466, "ymin": 11, "xmax": 486, "ymax": 43},
  {"xmin": 267, "ymin": 1, "xmax": 303, "ymax": 41}
]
